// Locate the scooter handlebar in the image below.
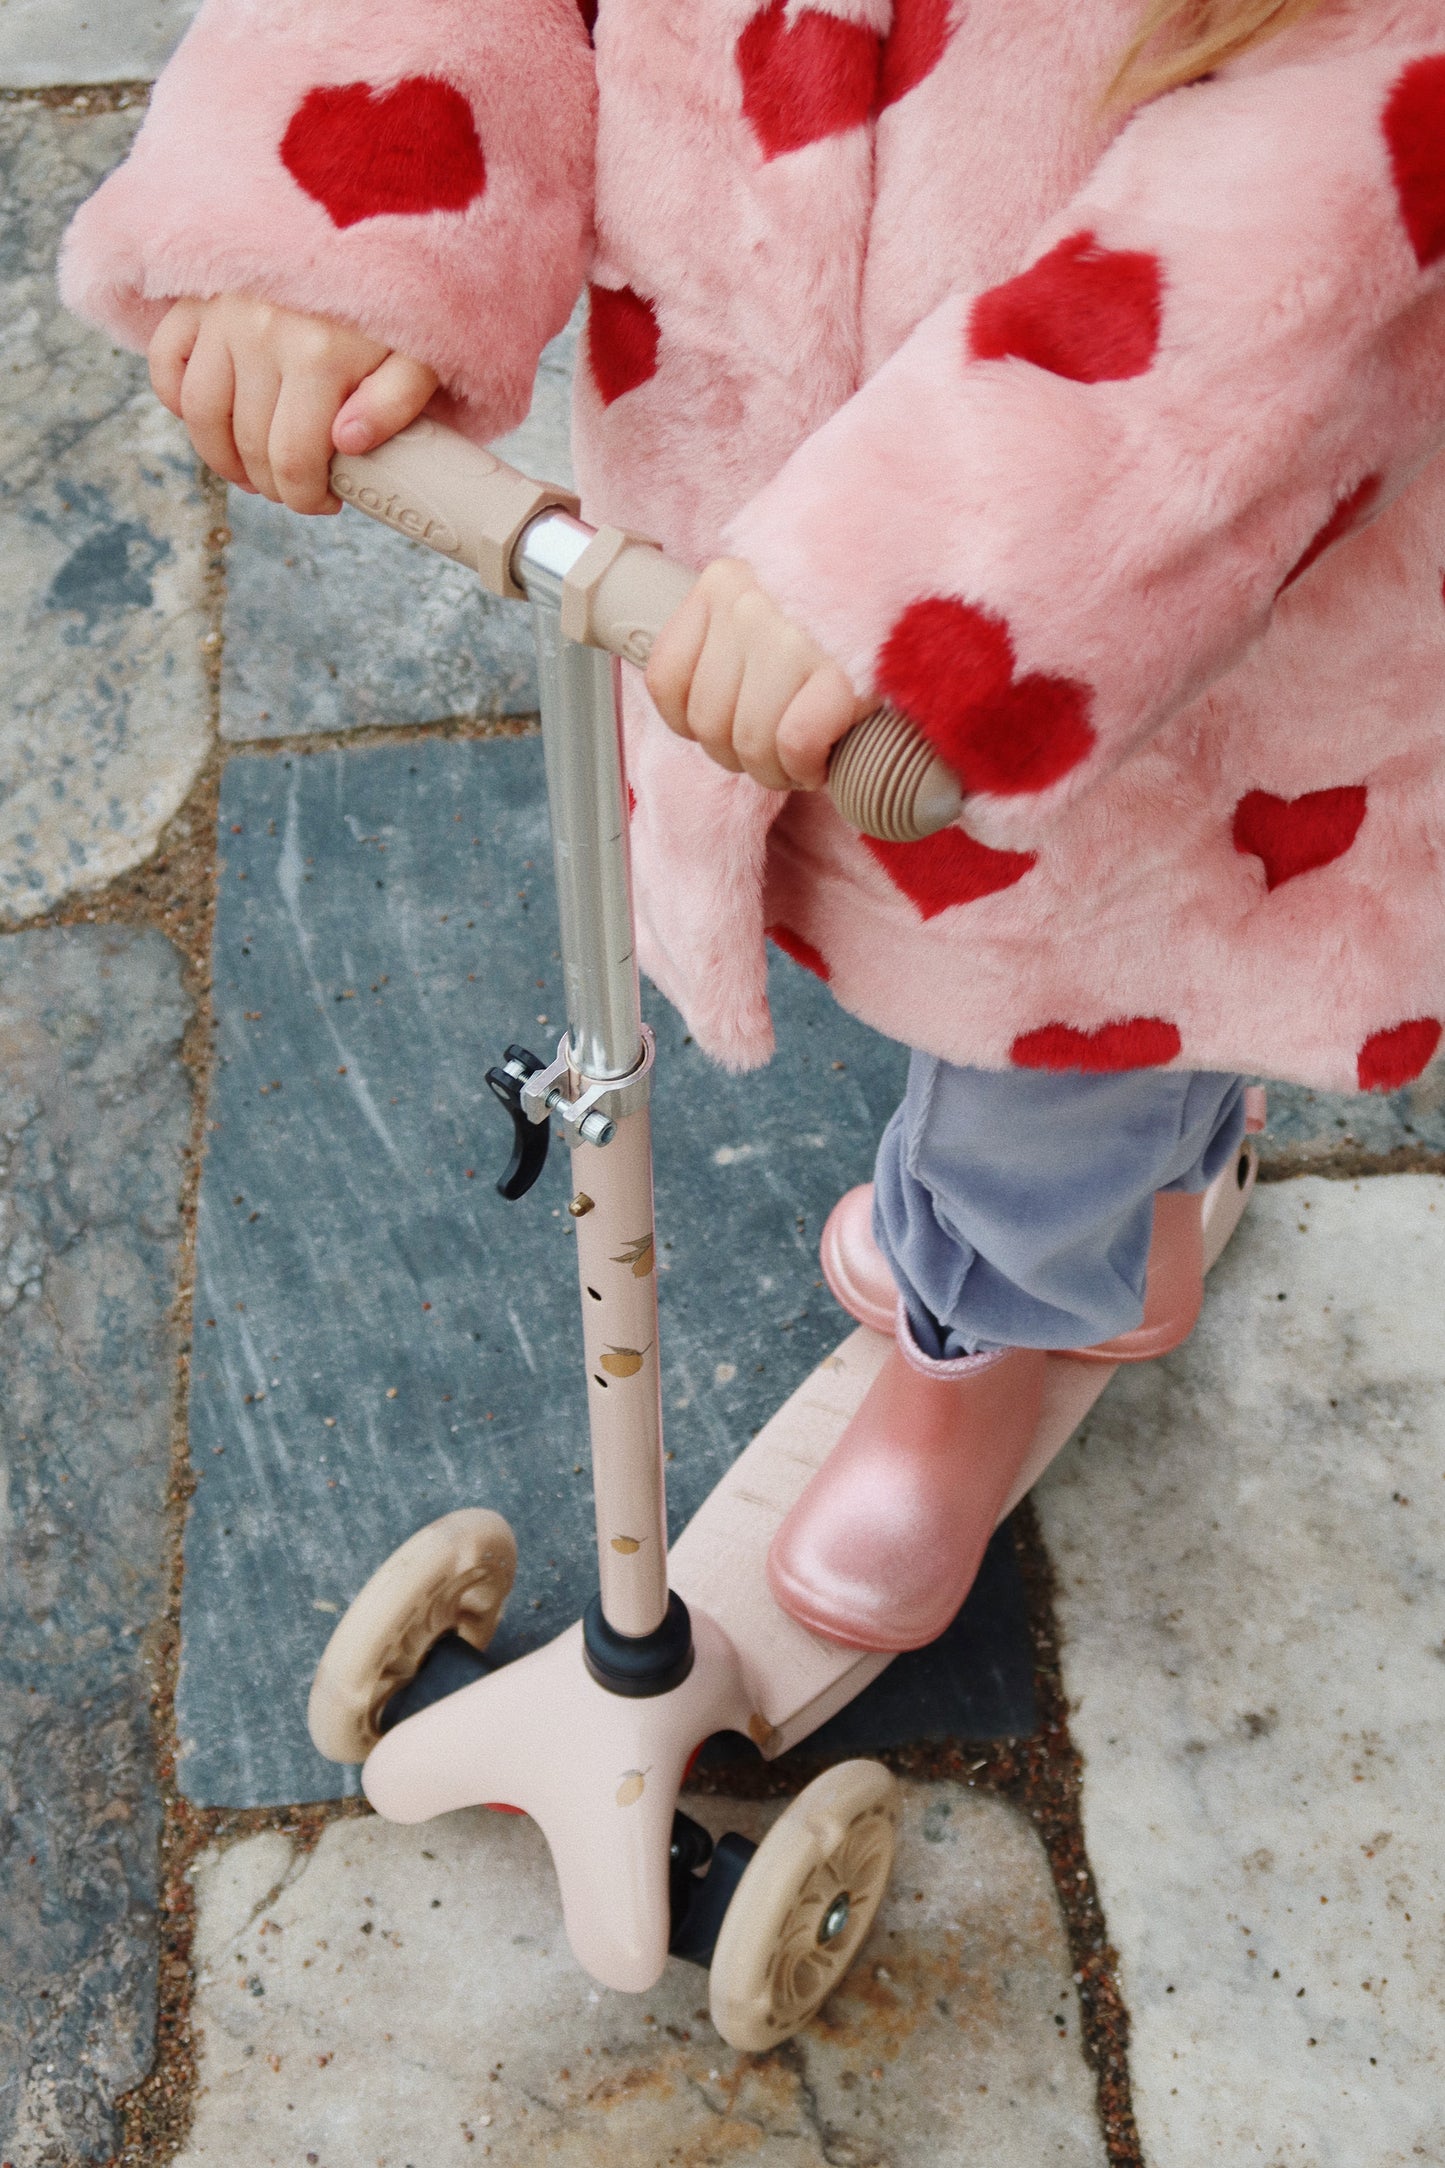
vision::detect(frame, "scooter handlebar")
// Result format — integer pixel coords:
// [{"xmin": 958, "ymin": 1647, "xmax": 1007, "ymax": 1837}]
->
[{"xmin": 330, "ymin": 419, "xmax": 961, "ymax": 843}]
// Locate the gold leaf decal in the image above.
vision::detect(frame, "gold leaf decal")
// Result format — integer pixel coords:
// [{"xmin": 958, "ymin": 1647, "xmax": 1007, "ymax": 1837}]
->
[
  {"xmin": 610, "ymin": 1536, "xmax": 641, "ymax": 1555},
  {"xmin": 600, "ymin": 1345, "xmax": 648, "ymax": 1379},
  {"xmin": 616, "ymin": 1769, "xmax": 647, "ymax": 1807},
  {"xmin": 611, "ymin": 1234, "xmax": 655, "ymax": 1278}
]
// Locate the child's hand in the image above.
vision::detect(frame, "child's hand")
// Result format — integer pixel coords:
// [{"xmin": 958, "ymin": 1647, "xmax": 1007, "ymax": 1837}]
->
[
  {"xmin": 147, "ymin": 296, "xmax": 439, "ymax": 515},
  {"xmin": 646, "ymin": 558, "xmax": 868, "ymax": 792}
]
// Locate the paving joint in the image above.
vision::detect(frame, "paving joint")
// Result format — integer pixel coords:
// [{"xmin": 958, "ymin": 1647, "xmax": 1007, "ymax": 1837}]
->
[{"xmin": 0, "ymin": 83, "xmax": 152, "ymax": 110}]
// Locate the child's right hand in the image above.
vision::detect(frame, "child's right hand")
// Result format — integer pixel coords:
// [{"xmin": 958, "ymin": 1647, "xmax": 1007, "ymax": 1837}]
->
[{"xmin": 148, "ymin": 295, "xmax": 439, "ymax": 515}]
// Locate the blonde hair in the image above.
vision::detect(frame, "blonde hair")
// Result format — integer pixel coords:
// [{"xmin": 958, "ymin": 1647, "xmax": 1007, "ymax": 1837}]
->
[{"xmin": 1110, "ymin": 0, "xmax": 1332, "ymax": 105}]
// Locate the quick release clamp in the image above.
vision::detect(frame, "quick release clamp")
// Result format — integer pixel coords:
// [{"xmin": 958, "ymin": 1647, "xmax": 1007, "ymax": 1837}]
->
[{"xmin": 485, "ymin": 1026, "xmax": 656, "ymax": 1201}]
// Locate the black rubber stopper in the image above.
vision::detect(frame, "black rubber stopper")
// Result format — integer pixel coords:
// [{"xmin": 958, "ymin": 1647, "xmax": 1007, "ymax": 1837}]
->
[{"xmin": 582, "ymin": 1589, "xmax": 694, "ymax": 1698}]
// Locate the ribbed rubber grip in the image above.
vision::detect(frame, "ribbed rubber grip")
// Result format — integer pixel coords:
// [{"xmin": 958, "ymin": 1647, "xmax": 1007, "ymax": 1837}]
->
[{"xmin": 826, "ymin": 705, "xmax": 962, "ymax": 842}]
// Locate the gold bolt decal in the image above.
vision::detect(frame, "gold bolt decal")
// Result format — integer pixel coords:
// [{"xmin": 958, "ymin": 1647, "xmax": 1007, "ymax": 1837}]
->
[
  {"xmin": 616, "ymin": 1769, "xmax": 648, "ymax": 1807},
  {"xmin": 599, "ymin": 1345, "xmax": 648, "ymax": 1378},
  {"xmin": 610, "ymin": 1536, "xmax": 642, "ymax": 1555},
  {"xmin": 611, "ymin": 1234, "xmax": 655, "ymax": 1278},
  {"xmin": 567, "ymin": 1192, "xmax": 595, "ymax": 1218}
]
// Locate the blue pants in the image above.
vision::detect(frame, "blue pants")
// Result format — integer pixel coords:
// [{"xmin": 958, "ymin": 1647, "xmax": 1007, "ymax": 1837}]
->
[{"xmin": 873, "ymin": 1057, "xmax": 1248, "ymax": 1359}]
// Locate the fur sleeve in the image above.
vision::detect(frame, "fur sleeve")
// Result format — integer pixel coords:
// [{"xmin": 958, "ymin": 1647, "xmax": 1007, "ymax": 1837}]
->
[
  {"xmin": 725, "ymin": 39, "xmax": 1445, "ymax": 850},
  {"xmin": 58, "ymin": 0, "xmax": 596, "ymax": 445}
]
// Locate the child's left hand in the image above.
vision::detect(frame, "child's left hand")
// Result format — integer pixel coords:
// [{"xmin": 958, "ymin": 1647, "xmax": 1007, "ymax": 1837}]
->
[{"xmin": 646, "ymin": 558, "xmax": 869, "ymax": 792}]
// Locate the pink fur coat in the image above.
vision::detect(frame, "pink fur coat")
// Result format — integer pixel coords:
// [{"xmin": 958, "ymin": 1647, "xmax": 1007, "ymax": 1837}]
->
[{"xmin": 61, "ymin": 0, "xmax": 1445, "ymax": 1093}]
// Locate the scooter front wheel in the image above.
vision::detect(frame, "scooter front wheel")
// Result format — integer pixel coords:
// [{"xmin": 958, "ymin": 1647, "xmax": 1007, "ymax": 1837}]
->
[
  {"xmin": 308, "ymin": 1508, "xmax": 517, "ymax": 1763},
  {"xmin": 708, "ymin": 1760, "xmax": 901, "ymax": 2052}
]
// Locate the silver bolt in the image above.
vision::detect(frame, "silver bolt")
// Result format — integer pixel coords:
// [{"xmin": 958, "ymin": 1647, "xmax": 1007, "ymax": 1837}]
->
[
  {"xmin": 817, "ymin": 1892, "xmax": 851, "ymax": 1946},
  {"xmin": 579, "ymin": 1112, "xmax": 616, "ymax": 1146}
]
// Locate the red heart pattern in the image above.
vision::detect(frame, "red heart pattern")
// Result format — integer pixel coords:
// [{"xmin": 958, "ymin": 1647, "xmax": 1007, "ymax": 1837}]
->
[
  {"xmin": 970, "ymin": 231, "xmax": 1163, "ymax": 384},
  {"xmin": 1011, "ymin": 1018, "xmax": 1183, "ymax": 1072},
  {"xmin": 281, "ymin": 77, "xmax": 486, "ymax": 229},
  {"xmin": 588, "ymin": 282, "xmax": 661, "ymax": 405},
  {"xmin": 736, "ymin": 1, "xmax": 881, "ymax": 160},
  {"xmin": 877, "ymin": 597, "xmax": 1095, "ymax": 797},
  {"xmin": 1357, "ymin": 1017, "xmax": 1442, "ymax": 1092},
  {"xmin": 878, "ymin": 0, "xmax": 953, "ymax": 110},
  {"xmin": 767, "ymin": 923, "xmax": 831, "ymax": 980},
  {"xmin": 1232, "ymin": 784, "xmax": 1367, "ymax": 891},
  {"xmin": 1278, "ymin": 475, "xmax": 1380, "ymax": 593},
  {"xmin": 1383, "ymin": 53, "xmax": 1445, "ymax": 268},
  {"xmin": 864, "ymin": 829, "xmax": 1035, "ymax": 920}
]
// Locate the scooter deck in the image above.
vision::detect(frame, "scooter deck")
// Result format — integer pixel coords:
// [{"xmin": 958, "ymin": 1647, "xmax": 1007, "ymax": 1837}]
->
[{"xmin": 668, "ymin": 1139, "xmax": 1259, "ymax": 1760}]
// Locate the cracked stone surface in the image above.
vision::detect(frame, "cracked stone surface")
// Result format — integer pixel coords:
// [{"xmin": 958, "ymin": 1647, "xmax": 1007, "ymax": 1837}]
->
[
  {"xmin": 219, "ymin": 312, "xmax": 580, "ymax": 740},
  {"xmin": 0, "ymin": 102, "xmax": 212, "ymax": 923},
  {"xmin": 179, "ymin": 735, "xmax": 1033, "ymax": 1807},
  {"xmin": 0, "ymin": 925, "xmax": 192, "ymax": 2167},
  {"xmin": 1035, "ymin": 1175, "xmax": 1445, "ymax": 2166},
  {"xmin": 174, "ymin": 1782, "xmax": 1105, "ymax": 2166},
  {"xmin": 0, "ymin": 0, "xmax": 197, "ymax": 85}
]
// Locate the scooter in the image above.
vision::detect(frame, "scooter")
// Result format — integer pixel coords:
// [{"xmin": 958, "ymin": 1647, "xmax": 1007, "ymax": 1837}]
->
[{"xmin": 303, "ymin": 418, "xmax": 1260, "ymax": 2051}]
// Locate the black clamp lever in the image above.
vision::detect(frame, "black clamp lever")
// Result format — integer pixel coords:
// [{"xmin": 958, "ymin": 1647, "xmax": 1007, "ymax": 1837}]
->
[{"xmin": 484, "ymin": 1044, "xmax": 550, "ymax": 1200}]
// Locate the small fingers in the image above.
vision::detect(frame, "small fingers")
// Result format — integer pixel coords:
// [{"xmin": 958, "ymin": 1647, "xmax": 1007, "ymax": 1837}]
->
[
  {"xmin": 231, "ymin": 355, "xmax": 283, "ymax": 501},
  {"xmin": 269, "ymin": 373, "xmax": 345, "ymax": 515},
  {"xmin": 775, "ymin": 664, "xmax": 867, "ymax": 790},
  {"xmin": 644, "ymin": 580, "xmax": 713, "ymax": 733},
  {"xmin": 178, "ymin": 332, "xmax": 249, "ymax": 491},
  {"xmin": 333, "ymin": 352, "xmax": 440, "ymax": 455},
  {"xmin": 148, "ymin": 299, "xmax": 203, "ymax": 417},
  {"xmin": 731, "ymin": 632, "xmax": 817, "ymax": 792}
]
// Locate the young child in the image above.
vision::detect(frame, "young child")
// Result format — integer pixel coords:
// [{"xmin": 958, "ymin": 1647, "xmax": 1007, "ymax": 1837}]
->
[{"xmin": 62, "ymin": 0, "xmax": 1445, "ymax": 1653}]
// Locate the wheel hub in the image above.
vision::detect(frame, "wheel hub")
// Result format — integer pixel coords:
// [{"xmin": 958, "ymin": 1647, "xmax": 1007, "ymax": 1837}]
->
[{"xmin": 817, "ymin": 1891, "xmax": 852, "ymax": 1946}]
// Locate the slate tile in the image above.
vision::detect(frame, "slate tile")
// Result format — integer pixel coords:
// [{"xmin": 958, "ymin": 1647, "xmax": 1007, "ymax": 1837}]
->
[
  {"xmin": 180, "ymin": 736, "xmax": 1036, "ymax": 1806},
  {"xmin": 0, "ymin": 926, "xmax": 191, "ymax": 2166},
  {"xmin": 218, "ymin": 313, "xmax": 579, "ymax": 740},
  {"xmin": 0, "ymin": 103, "xmax": 211, "ymax": 922}
]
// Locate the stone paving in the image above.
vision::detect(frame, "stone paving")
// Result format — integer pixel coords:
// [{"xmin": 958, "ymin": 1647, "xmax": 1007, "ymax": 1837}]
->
[
  {"xmin": 0, "ymin": 926, "xmax": 191, "ymax": 2166},
  {"xmin": 0, "ymin": 100, "xmax": 212, "ymax": 926},
  {"xmin": 173, "ymin": 1783, "xmax": 1105, "ymax": 2168},
  {"xmin": 0, "ymin": 26, "xmax": 1443, "ymax": 2168},
  {"xmin": 1036, "ymin": 1175, "xmax": 1445, "ymax": 2167},
  {"xmin": 0, "ymin": 0, "xmax": 197, "ymax": 88}
]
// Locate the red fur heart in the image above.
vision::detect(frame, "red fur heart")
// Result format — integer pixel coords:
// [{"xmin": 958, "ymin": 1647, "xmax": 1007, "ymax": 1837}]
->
[
  {"xmin": 736, "ymin": 1, "xmax": 881, "ymax": 160},
  {"xmin": 1232, "ymin": 785, "xmax": 1367, "ymax": 891},
  {"xmin": 970, "ymin": 231, "xmax": 1163, "ymax": 384},
  {"xmin": 878, "ymin": 0, "xmax": 954, "ymax": 110},
  {"xmin": 281, "ymin": 77, "xmax": 486, "ymax": 229},
  {"xmin": 588, "ymin": 283, "xmax": 661, "ymax": 405},
  {"xmin": 864, "ymin": 829, "xmax": 1035, "ymax": 920},
  {"xmin": 878, "ymin": 597, "xmax": 1095, "ymax": 797},
  {"xmin": 1357, "ymin": 1017, "xmax": 1442, "ymax": 1092},
  {"xmin": 1383, "ymin": 53, "xmax": 1445, "ymax": 268},
  {"xmin": 1011, "ymin": 1018, "xmax": 1183, "ymax": 1072},
  {"xmin": 767, "ymin": 923, "xmax": 830, "ymax": 980},
  {"xmin": 1278, "ymin": 476, "xmax": 1380, "ymax": 592}
]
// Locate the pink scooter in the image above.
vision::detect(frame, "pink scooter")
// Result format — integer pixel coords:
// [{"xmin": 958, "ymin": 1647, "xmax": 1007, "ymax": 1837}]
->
[{"xmin": 305, "ymin": 420, "xmax": 1259, "ymax": 2050}]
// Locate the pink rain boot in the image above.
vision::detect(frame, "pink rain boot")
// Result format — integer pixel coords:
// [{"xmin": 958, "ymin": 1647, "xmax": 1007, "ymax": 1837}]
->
[
  {"xmin": 765, "ymin": 1315, "xmax": 1047, "ymax": 1652},
  {"xmin": 819, "ymin": 1182, "xmax": 1205, "ymax": 1363}
]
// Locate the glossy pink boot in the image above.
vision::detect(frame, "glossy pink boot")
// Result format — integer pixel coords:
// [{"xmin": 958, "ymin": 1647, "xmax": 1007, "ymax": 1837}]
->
[
  {"xmin": 765, "ymin": 1315, "xmax": 1048, "ymax": 1652},
  {"xmin": 819, "ymin": 1182, "xmax": 1205, "ymax": 1362}
]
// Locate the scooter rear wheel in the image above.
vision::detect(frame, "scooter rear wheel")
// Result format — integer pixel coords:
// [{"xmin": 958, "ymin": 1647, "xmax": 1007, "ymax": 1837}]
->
[
  {"xmin": 708, "ymin": 1760, "xmax": 901, "ymax": 2051},
  {"xmin": 307, "ymin": 1508, "xmax": 517, "ymax": 1763}
]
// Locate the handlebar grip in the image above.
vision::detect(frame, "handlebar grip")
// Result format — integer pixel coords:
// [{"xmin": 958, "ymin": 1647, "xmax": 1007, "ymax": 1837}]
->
[
  {"xmin": 329, "ymin": 424, "xmax": 961, "ymax": 842},
  {"xmin": 330, "ymin": 416, "xmax": 579, "ymax": 599}
]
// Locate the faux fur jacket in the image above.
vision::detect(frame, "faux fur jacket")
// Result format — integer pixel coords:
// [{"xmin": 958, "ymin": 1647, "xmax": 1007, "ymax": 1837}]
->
[{"xmin": 62, "ymin": 0, "xmax": 1445, "ymax": 1092}]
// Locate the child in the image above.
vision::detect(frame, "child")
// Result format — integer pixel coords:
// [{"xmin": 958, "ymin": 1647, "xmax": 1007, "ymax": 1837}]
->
[{"xmin": 62, "ymin": 0, "xmax": 1445, "ymax": 1652}]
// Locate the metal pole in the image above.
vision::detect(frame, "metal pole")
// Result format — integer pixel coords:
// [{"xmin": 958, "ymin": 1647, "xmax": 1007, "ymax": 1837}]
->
[{"xmin": 515, "ymin": 512, "xmax": 671, "ymax": 1645}]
